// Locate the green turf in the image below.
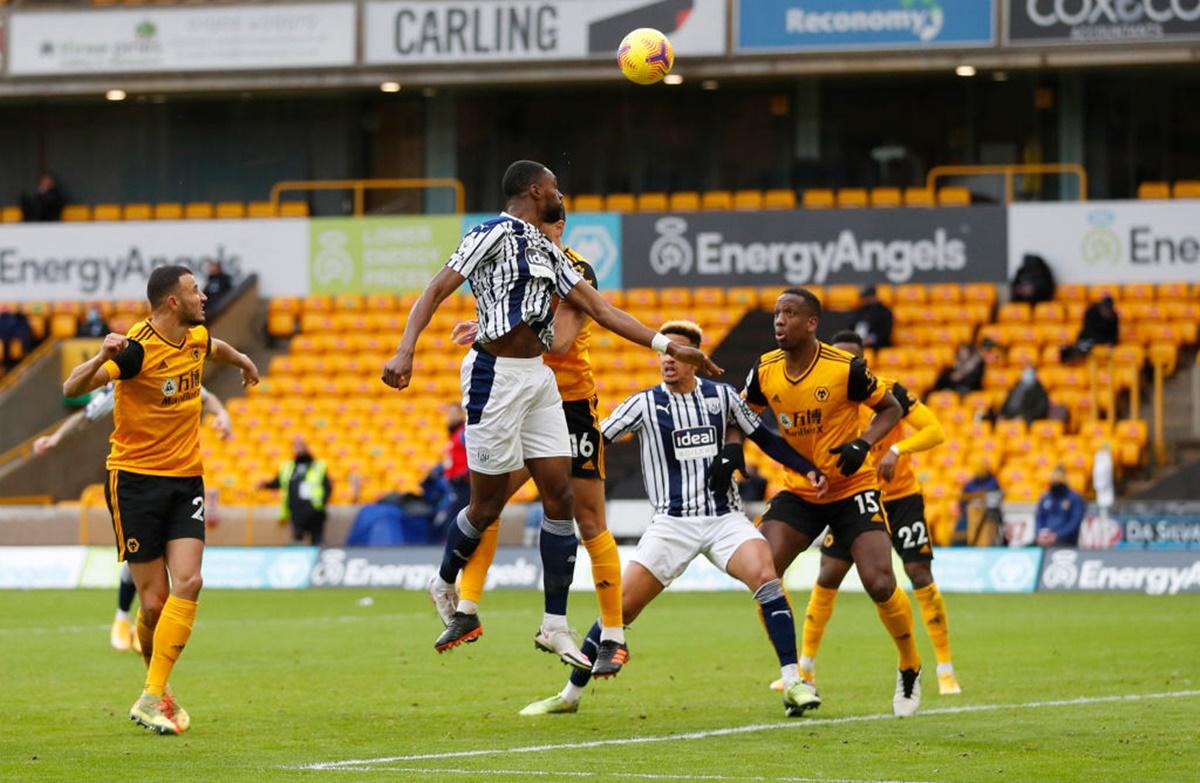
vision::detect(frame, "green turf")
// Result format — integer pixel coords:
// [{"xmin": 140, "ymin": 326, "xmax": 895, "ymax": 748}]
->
[{"xmin": 1, "ymin": 588, "xmax": 1197, "ymax": 782}]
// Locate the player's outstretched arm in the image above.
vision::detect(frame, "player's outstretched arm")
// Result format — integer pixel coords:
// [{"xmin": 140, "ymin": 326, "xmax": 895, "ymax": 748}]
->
[
  {"xmin": 564, "ymin": 283, "xmax": 723, "ymax": 376},
  {"xmin": 33, "ymin": 410, "xmax": 87, "ymax": 456},
  {"xmin": 383, "ymin": 266, "xmax": 466, "ymax": 390},
  {"xmin": 877, "ymin": 401, "xmax": 945, "ymax": 482},
  {"xmin": 746, "ymin": 425, "xmax": 827, "ymax": 496},
  {"xmin": 209, "ymin": 338, "xmax": 260, "ymax": 388},
  {"xmin": 199, "ymin": 387, "xmax": 233, "ymax": 439},
  {"xmin": 63, "ymin": 332, "xmax": 126, "ymax": 397}
]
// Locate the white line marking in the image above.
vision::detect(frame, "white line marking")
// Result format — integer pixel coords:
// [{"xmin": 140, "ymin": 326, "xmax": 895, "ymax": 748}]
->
[
  {"xmin": 297, "ymin": 689, "xmax": 1200, "ymax": 771},
  {"xmin": 330, "ymin": 766, "xmax": 933, "ymax": 783}
]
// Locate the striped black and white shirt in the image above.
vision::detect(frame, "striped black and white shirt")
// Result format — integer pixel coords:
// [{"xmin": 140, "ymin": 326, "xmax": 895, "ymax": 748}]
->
[
  {"xmin": 447, "ymin": 212, "xmax": 583, "ymax": 350},
  {"xmin": 602, "ymin": 379, "xmax": 763, "ymax": 518}
]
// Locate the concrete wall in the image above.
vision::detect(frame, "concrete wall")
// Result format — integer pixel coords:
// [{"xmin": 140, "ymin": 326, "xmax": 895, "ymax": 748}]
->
[{"xmin": 0, "ymin": 341, "xmax": 66, "ymax": 455}]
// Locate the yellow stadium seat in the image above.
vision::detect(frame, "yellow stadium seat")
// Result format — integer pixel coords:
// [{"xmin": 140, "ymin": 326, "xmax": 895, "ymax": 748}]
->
[
  {"xmin": 1032, "ymin": 302, "xmax": 1064, "ymax": 322},
  {"xmin": 903, "ymin": 188, "xmax": 934, "ymax": 207},
  {"xmin": 600, "ymin": 291, "xmax": 625, "ymax": 308},
  {"xmin": 894, "ymin": 284, "xmax": 927, "ymax": 305},
  {"xmin": 869, "ymin": 187, "xmax": 902, "ymax": 208},
  {"xmin": 1172, "ymin": 180, "xmax": 1200, "ymax": 198},
  {"xmin": 693, "ymin": 287, "xmax": 725, "ymax": 306},
  {"xmin": 1030, "ymin": 420, "xmax": 1064, "ymax": 441},
  {"xmin": 998, "ymin": 302, "xmax": 1032, "ymax": 323},
  {"xmin": 825, "ymin": 285, "xmax": 859, "ymax": 310},
  {"xmin": 733, "ymin": 190, "xmax": 764, "ymax": 210},
  {"xmin": 153, "ymin": 202, "xmax": 183, "ymax": 220},
  {"xmin": 963, "ymin": 283, "xmax": 996, "ymax": 308},
  {"xmin": 279, "ymin": 201, "xmax": 310, "ymax": 217},
  {"xmin": 1137, "ymin": 181, "xmax": 1170, "ymax": 199},
  {"xmin": 1088, "ymin": 284, "xmax": 1119, "ymax": 302},
  {"xmin": 116, "ymin": 203, "xmax": 148, "ymax": 221},
  {"xmin": 1, "ymin": 206, "xmax": 22, "ymax": 223},
  {"xmin": 726, "ymin": 287, "xmax": 758, "ymax": 308},
  {"xmin": 267, "ymin": 313, "xmax": 297, "ymax": 338},
  {"xmin": 216, "ymin": 201, "xmax": 246, "ymax": 219},
  {"xmin": 636, "ymin": 192, "xmax": 668, "ymax": 212},
  {"xmin": 572, "ymin": 194, "xmax": 603, "ymax": 212},
  {"xmin": 365, "ymin": 293, "xmax": 396, "ymax": 312},
  {"xmin": 659, "ymin": 288, "xmax": 691, "ymax": 307},
  {"xmin": 1157, "ymin": 281, "xmax": 1189, "ymax": 300},
  {"xmin": 668, "ymin": 191, "xmax": 700, "ymax": 211},
  {"xmin": 625, "ymin": 288, "xmax": 658, "ymax": 307},
  {"xmin": 92, "ymin": 203, "xmax": 121, "ymax": 221},
  {"xmin": 701, "ymin": 190, "xmax": 733, "ymax": 211},
  {"xmin": 184, "ymin": 202, "xmax": 214, "ymax": 219},
  {"xmin": 763, "ymin": 189, "xmax": 796, "ymax": 210},
  {"xmin": 61, "ymin": 204, "xmax": 92, "ymax": 221},
  {"xmin": 334, "ymin": 294, "xmax": 365, "ymax": 311},
  {"xmin": 937, "ymin": 186, "xmax": 971, "ymax": 207},
  {"xmin": 875, "ymin": 348, "xmax": 909, "ymax": 371},
  {"xmin": 802, "ymin": 189, "xmax": 834, "ymax": 209},
  {"xmin": 49, "ymin": 313, "xmax": 79, "ymax": 339},
  {"xmin": 303, "ymin": 295, "xmax": 334, "ymax": 312},
  {"xmin": 604, "ymin": 193, "xmax": 635, "ymax": 212},
  {"xmin": 836, "ymin": 188, "xmax": 868, "ymax": 208},
  {"xmin": 924, "ymin": 284, "xmax": 959, "ymax": 305},
  {"xmin": 995, "ymin": 419, "xmax": 1027, "ymax": 440},
  {"xmin": 1007, "ymin": 343, "xmax": 1040, "ymax": 367},
  {"xmin": 1035, "ymin": 323, "xmax": 1073, "ymax": 346},
  {"xmin": 559, "ymin": 195, "xmax": 572, "ymax": 213},
  {"xmin": 269, "ymin": 296, "xmax": 302, "ymax": 315},
  {"xmin": 1122, "ymin": 282, "xmax": 1154, "ymax": 301},
  {"xmin": 247, "ymin": 201, "xmax": 277, "ymax": 218}
]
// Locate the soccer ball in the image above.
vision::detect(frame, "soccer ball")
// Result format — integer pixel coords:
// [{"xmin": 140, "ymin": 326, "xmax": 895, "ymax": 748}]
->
[{"xmin": 617, "ymin": 28, "xmax": 674, "ymax": 85}]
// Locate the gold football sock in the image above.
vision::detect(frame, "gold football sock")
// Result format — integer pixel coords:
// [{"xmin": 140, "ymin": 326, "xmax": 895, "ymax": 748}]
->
[
  {"xmin": 875, "ymin": 586, "xmax": 922, "ymax": 672},
  {"xmin": 145, "ymin": 596, "xmax": 197, "ymax": 697},
  {"xmin": 583, "ymin": 530, "xmax": 623, "ymax": 629},
  {"xmin": 136, "ymin": 609, "xmax": 154, "ymax": 668},
  {"xmin": 913, "ymin": 582, "xmax": 953, "ymax": 665},
  {"xmin": 459, "ymin": 523, "xmax": 499, "ymax": 605},
  {"xmin": 801, "ymin": 584, "xmax": 838, "ymax": 663}
]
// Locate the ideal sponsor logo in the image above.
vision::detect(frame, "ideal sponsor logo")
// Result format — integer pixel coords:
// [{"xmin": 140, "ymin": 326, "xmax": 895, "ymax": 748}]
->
[
  {"xmin": 671, "ymin": 425, "xmax": 718, "ymax": 460},
  {"xmin": 1040, "ymin": 549, "xmax": 1200, "ymax": 594},
  {"xmin": 648, "ymin": 216, "xmax": 967, "ymax": 285}
]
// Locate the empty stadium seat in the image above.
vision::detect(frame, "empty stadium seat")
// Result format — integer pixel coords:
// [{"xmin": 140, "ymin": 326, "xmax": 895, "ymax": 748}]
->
[
  {"xmin": 154, "ymin": 203, "xmax": 183, "ymax": 220},
  {"xmin": 571, "ymin": 194, "xmax": 603, "ymax": 212},
  {"xmin": 733, "ymin": 190, "xmax": 763, "ymax": 210},
  {"xmin": 61, "ymin": 205, "xmax": 92, "ymax": 221},
  {"xmin": 1172, "ymin": 181, "xmax": 1200, "ymax": 198},
  {"xmin": 121, "ymin": 203, "xmax": 151, "ymax": 220},
  {"xmin": 92, "ymin": 203, "xmax": 121, "ymax": 221},
  {"xmin": 216, "ymin": 201, "xmax": 246, "ymax": 219},
  {"xmin": 668, "ymin": 192, "xmax": 700, "ymax": 211},
  {"xmin": 636, "ymin": 192, "xmax": 668, "ymax": 212},
  {"xmin": 184, "ymin": 202, "xmax": 214, "ymax": 219},
  {"xmin": 247, "ymin": 201, "xmax": 277, "ymax": 218},
  {"xmin": 936, "ymin": 186, "xmax": 971, "ymax": 206},
  {"xmin": 1137, "ymin": 182, "xmax": 1170, "ymax": 199},
  {"xmin": 869, "ymin": 187, "xmax": 902, "ymax": 208},
  {"xmin": 802, "ymin": 189, "xmax": 834, "ymax": 209},
  {"xmin": 763, "ymin": 189, "xmax": 796, "ymax": 210},
  {"xmin": 701, "ymin": 191, "xmax": 733, "ymax": 211},
  {"xmin": 279, "ymin": 201, "xmax": 310, "ymax": 217},
  {"xmin": 903, "ymin": 188, "xmax": 935, "ymax": 207},
  {"xmin": 604, "ymin": 193, "xmax": 635, "ymax": 212},
  {"xmin": 836, "ymin": 188, "xmax": 868, "ymax": 208},
  {"xmin": 1, "ymin": 206, "xmax": 21, "ymax": 223}
]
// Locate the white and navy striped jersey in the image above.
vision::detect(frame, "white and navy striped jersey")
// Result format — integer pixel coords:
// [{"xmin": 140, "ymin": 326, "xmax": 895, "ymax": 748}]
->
[
  {"xmin": 84, "ymin": 383, "xmax": 116, "ymax": 421},
  {"xmin": 447, "ymin": 212, "xmax": 583, "ymax": 350},
  {"xmin": 602, "ymin": 378, "xmax": 763, "ymax": 517}
]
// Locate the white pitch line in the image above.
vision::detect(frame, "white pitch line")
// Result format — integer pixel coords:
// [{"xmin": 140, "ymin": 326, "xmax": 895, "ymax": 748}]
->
[
  {"xmin": 329, "ymin": 765, "xmax": 934, "ymax": 783},
  {"xmin": 297, "ymin": 689, "xmax": 1200, "ymax": 771}
]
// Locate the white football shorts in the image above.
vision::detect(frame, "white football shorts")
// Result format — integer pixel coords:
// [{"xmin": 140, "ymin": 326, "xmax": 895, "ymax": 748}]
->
[
  {"xmin": 460, "ymin": 348, "xmax": 570, "ymax": 475},
  {"xmin": 630, "ymin": 511, "xmax": 765, "ymax": 587}
]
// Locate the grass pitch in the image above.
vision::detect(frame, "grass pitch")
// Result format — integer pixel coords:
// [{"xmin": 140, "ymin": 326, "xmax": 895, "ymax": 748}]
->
[{"xmin": 1, "ymin": 588, "xmax": 1197, "ymax": 782}]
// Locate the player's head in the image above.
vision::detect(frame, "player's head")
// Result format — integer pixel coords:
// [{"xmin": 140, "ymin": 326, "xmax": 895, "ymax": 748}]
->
[
  {"xmin": 502, "ymin": 159, "xmax": 564, "ymax": 223},
  {"xmin": 292, "ymin": 435, "xmax": 310, "ymax": 458},
  {"xmin": 773, "ymin": 288, "xmax": 821, "ymax": 350},
  {"xmin": 148, "ymin": 264, "xmax": 207, "ymax": 325},
  {"xmin": 658, "ymin": 320, "xmax": 702, "ymax": 388},
  {"xmin": 831, "ymin": 329, "xmax": 864, "ymax": 358}
]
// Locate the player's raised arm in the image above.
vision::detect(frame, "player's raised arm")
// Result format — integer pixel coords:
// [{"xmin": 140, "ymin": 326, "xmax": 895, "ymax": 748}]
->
[
  {"xmin": 383, "ymin": 266, "xmax": 466, "ymax": 390},
  {"xmin": 63, "ymin": 332, "xmax": 130, "ymax": 397},
  {"xmin": 209, "ymin": 338, "xmax": 260, "ymax": 388},
  {"xmin": 564, "ymin": 282, "xmax": 723, "ymax": 376}
]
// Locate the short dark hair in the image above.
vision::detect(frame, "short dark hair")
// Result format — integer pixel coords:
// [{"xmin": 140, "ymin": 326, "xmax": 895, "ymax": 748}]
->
[
  {"xmin": 660, "ymin": 320, "xmax": 702, "ymax": 347},
  {"xmin": 831, "ymin": 330, "xmax": 863, "ymax": 347},
  {"xmin": 502, "ymin": 160, "xmax": 549, "ymax": 199},
  {"xmin": 781, "ymin": 287, "xmax": 822, "ymax": 317},
  {"xmin": 147, "ymin": 265, "xmax": 193, "ymax": 308}
]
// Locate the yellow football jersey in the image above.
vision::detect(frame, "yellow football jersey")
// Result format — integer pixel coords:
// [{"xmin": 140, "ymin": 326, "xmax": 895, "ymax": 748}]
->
[
  {"xmin": 865, "ymin": 378, "xmax": 922, "ymax": 501},
  {"xmin": 745, "ymin": 343, "xmax": 887, "ymax": 502},
  {"xmin": 543, "ymin": 247, "xmax": 597, "ymax": 402},
  {"xmin": 102, "ymin": 320, "xmax": 210, "ymax": 477}
]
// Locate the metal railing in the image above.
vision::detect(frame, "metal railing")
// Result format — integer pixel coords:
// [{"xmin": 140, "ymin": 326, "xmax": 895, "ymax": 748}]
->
[
  {"xmin": 269, "ymin": 178, "xmax": 466, "ymax": 216},
  {"xmin": 926, "ymin": 163, "xmax": 1088, "ymax": 203}
]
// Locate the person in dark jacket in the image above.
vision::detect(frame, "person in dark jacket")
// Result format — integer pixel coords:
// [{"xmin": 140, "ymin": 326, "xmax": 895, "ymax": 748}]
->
[
  {"xmin": 1010, "ymin": 253, "xmax": 1055, "ymax": 304},
  {"xmin": 202, "ymin": 261, "xmax": 235, "ymax": 309},
  {"xmin": 76, "ymin": 308, "xmax": 110, "ymax": 338},
  {"xmin": 20, "ymin": 173, "xmax": 65, "ymax": 222},
  {"xmin": 999, "ymin": 365, "xmax": 1049, "ymax": 423},
  {"xmin": 933, "ymin": 343, "xmax": 985, "ymax": 394},
  {"xmin": 261, "ymin": 436, "xmax": 332, "ymax": 545},
  {"xmin": 852, "ymin": 284, "xmax": 893, "ymax": 348},
  {"xmin": 1061, "ymin": 295, "xmax": 1120, "ymax": 362},
  {"xmin": 1034, "ymin": 466, "xmax": 1085, "ymax": 547}
]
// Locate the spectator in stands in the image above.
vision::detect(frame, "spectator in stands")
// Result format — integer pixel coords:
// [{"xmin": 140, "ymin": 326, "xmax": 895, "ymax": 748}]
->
[
  {"xmin": 933, "ymin": 342, "xmax": 985, "ymax": 394},
  {"xmin": 203, "ymin": 260, "xmax": 235, "ymax": 309},
  {"xmin": 1010, "ymin": 253, "xmax": 1056, "ymax": 304},
  {"xmin": 998, "ymin": 364, "xmax": 1049, "ymax": 424},
  {"xmin": 1034, "ymin": 466, "xmax": 1085, "ymax": 547},
  {"xmin": 261, "ymin": 435, "xmax": 332, "ymax": 546},
  {"xmin": 429, "ymin": 404, "xmax": 469, "ymax": 541},
  {"xmin": 852, "ymin": 284, "xmax": 893, "ymax": 348},
  {"xmin": 19, "ymin": 173, "xmax": 65, "ymax": 222},
  {"xmin": 0, "ymin": 309, "xmax": 35, "ymax": 370},
  {"xmin": 1061, "ymin": 295, "xmax": 1120, "ymax": 364},
  {"xmin": 75, "ymin": 308, "xmax": 109, "ymax": 338},
  {"xmin": 956, "ymin": 456, "xmax": 1003, "ymax": 546}
]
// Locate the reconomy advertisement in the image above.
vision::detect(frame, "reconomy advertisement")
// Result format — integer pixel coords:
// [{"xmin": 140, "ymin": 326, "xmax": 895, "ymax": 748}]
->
[
  {"xmin": 1009, "ymin": 201, "xmax": 1200, "ymax": 283},
  {"xmin": 1039, "ymin": 548, "xmax": 1200, "ymax": 594},
  {"xmin": 738, "ymin": 0, "xmax": 995, "ymax": 52},
  {"xmin": 1007, "ymin": 0, "xmax": 1200, "ymax": 45},
  {"xmin": 0, "ymin": 219, "xmax": 308, "ymax": 301},
  {"xmin": 364, "ymin": 0, "xmax": 725, "ymax": 65},
  {"xmin": 622, "ymin": 208, "xmax": 1007, "ymax": 288}
]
